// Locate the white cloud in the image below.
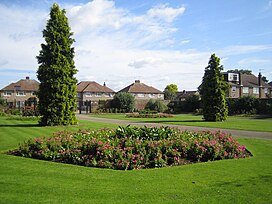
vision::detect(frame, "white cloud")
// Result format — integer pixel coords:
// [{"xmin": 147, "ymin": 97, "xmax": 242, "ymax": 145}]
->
[
  {"xmin": 67, "ymin": 0, "xmax": 185, "ymax": 48},
  {"xmin": 181, "ymin": 40, "xmax": 190, "ymax": 44},
  {"xmin": 147, "ymin": 4, "xmax": 185, "ymax": 23},
  {"xmin": 238, "ymin": 58, "xmax": 271, "ymax": 65},
  {"xmin": 0, "ymin": 4, "xmax": 46, "ymax": 71},
  {"xmin": 0, "ymin": 0, "xmax": 205, "ymax": 91},
  {"xmin": 219, "ymin": 45, "xmax": 272, "ymax": 56}
]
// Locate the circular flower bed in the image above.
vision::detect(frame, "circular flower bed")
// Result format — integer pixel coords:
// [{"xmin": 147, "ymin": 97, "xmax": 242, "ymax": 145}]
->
[{"xmin": 9, "ymin": 126, "xmax": 251, "ymax": 170}]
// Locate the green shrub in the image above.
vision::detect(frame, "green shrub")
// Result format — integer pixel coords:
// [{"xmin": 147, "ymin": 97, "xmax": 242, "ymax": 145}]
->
[
  {"xmin": 111, "ymin": 92, "xmax": 135, "ymax": 113},
  {"xmin": 5, "ymin": 109, "xmax": 22, "ymax": 116},
  {"xmin": 126, "ymin": 113, "xmax": 173, "ymax": 118},
  {"xmin": 145, "ymin": 99, "xmax": 167, "ymax": 113},
  {"xmin": 227, "ymin": 97, "xmax": 272, "ymax": 115},
  {"xmin": 10, "ymin": 126, "xmax": 251, "ymax": 170},
  {"xmin": 184, "ymin": 95, "xmax": 201, "ymax": 112},
  {"xmin": 22, "ymin": 109, "xmax": 40, "ymax": 117}
]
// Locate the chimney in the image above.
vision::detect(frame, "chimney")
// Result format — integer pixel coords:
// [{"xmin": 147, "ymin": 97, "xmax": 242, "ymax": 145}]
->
[
  {"xmin": 258, "ymin": 72, "xmax": 262, "ymax": 87},
  {"xmin": 258, "ymin": 72, "xmax": 262, "ymax": 98},
  {"xmin": 135, "ymin": 80, "xmax": 140, "ymax": 83},
  {"xmin": 103, "ymin": 82, "xmax": 106, "ymax": 86},
  {"xmin": 26, "ymin": 76, "xmax": 30, "ymax": 80}
]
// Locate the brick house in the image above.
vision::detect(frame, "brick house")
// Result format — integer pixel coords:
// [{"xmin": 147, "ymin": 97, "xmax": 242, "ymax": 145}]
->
[
  {"xmin": 77, "ymin": 81, "xmax": 115, "ymax": 112},
  {"xmin": 118, "ymin": 80, "xmax": 164, "ymax": 110},
  {"xmin": 223, "ymin": 72, "xmax": 272, "ymax": 98},
  {"xmin": 0, "ymin": 77, "xmax": 39, "ymax": 108}
]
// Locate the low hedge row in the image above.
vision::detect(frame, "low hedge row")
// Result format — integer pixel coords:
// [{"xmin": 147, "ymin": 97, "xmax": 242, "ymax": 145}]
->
[
  {"xmin": 9, "ymin": 126, "xmax": 251, "ymax": 170},
  {"xmin": 126, "ymin": 113, "xmax": 173, "ymax": 118}
]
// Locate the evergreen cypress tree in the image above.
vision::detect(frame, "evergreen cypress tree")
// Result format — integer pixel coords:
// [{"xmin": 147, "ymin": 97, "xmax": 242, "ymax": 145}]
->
[
  {"xmin": 199, "ymin": 54, "xmax": 228, "ymax": 121},
  {"xmin": 37, "ymin": 4, "xmax": 77, "ymax": 126}
]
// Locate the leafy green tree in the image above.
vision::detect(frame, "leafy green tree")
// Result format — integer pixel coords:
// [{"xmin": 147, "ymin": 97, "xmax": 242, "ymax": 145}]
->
[
  {"xmin": 112, "ymin": 92, "xmax": 135, "ymax": 112},
  {"xmin": 199, "ymin": 54, "xmax": 228, "ymax": 121},
  {"xmin": 164, "ymin": 84, "xmax": 178, "ymax": 100},
  {"xmin": 145, "ymin": 99, "xmax": 167, "ymax": 112},
  {"xmin": 37, "ymin": 4, "xmax": 77, "ymax": 126}
]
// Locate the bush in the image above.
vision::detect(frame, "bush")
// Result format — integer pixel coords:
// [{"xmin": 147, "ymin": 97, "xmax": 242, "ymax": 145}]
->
[
  {"xmin": 111, "ymin": 92, "xmax": 135, "ymax": 113},
  {"xmin": 22, "ymin": 109, "xmax": 40, "ymax": 117},
  {"xmin": 184, "ymin": 95, "xmax": 201, "ymax": 112},
  {"xmin": 10, "ymin": 126, "xmax": 251, "ymax": 170},
  {"xmin": 126, "ymin": 113, "xmax": 173, "ymax": 118},
  {"xmin": 145, "ymin": 99, "xmax": 167, "ymax": 113},
  {"xmin": 227, "ymin": 97, "xmax": 272, "ymax": 115}
]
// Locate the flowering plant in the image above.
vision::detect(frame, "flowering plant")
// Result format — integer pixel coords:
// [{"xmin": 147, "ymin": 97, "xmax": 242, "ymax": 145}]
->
[{"xmin": 9, "ymin": 126, "xmax": 251, "ymax": 170}]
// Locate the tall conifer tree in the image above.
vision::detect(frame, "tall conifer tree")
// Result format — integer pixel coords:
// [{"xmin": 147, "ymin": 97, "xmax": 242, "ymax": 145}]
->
[
  {"xmin": 37, "ymin": 4, "xmax": 77, "ymax": 126},
  {"xmin": 199, "ymin": 54, "xmax": 228, "ymax": 121}
]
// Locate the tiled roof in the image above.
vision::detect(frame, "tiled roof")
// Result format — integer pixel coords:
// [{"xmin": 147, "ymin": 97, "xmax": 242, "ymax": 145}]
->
[
  {"xmin": 1, "ymin": 78, "xmax": 39, "ymax": 91},
  {"xmin": 118, "ymin": 80, "xmax": 162, "ymax": 94},
  {"xmin": 77, "ymin": 81, "xmax": 115, "ymax": 93},
  {"xmin": 241, "ymin": 74, "xmax": 271, "ymax": 88},
  {"xmin": 176, "ymin": 91, "xmax": 198, "ymax": 98}
]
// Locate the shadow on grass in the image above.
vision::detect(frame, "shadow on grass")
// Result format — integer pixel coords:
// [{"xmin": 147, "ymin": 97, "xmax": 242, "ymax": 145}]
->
[
  {"xmin": 253, "ymin": 115, "xmax": 272, "ymax": 119},
  {"xmin": 0, "ymin": 124, "xmax": 41, "ymax": 127}
]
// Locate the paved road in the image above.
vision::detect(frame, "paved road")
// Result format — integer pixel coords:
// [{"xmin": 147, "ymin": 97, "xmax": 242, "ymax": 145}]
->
[{"xmin": 77, "ymin": 114, "xmax": 272, "ymax": 140}]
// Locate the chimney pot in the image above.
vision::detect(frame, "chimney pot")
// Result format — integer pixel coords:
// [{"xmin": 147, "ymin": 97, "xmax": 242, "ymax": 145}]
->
[
  {"xmin": 135, "ymin": 80, "xmax": 140, "ymax": 83},
  {"xmin": 26, "ymin": 76, "xmax": 30, "ymax": 80}
]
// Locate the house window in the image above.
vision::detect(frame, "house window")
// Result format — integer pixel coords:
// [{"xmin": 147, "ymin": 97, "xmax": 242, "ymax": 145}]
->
[
  {"xmin": 85, "ymin": 92, "xmax": 92, "ymax": 97},
  {"xmin": 265, "ymin": 88, "xmax": 268, "ymax": 94},
  {"xmin": 158, "ymin": 94, "xmax": 164, "ymax": 98},
  {"xmin": 243, "ymin": 87, "xmax": 249, "ymax": 94},
  {"xmin": 4, "ymin": 91, "xmax": 12, "ymax": 96},
  {"xmin": 95, "ymin": 93, "xmax": 102, "ymax": 97},
  {"xmin": 16, "ymin": 91, "xmax": 25, "ymax": 96},
  {"xmin": 31, "ymin": 92, "xmax": 36, "ymax": 96},
  {"xmin": 137, "ymin": 93, "xmax": 145, "ymax": 97},
  {"xmin": 253, "ymin": 88, "xmax": 259, "ymax": 94},
  {"xmin": 231, "ymin": 87, "xmax": 236, "ymax": 92}
]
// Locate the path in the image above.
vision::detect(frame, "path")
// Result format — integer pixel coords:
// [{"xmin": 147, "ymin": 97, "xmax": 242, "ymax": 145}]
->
[{"xmin": 77, "ymin": 114, "xmax": 272, "ymax": 140}]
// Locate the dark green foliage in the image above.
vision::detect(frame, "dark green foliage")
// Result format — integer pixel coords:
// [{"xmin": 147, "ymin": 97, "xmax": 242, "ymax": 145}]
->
[
  {"xmin": 0, "ymin": 97, "xmax": 6, "ymax": 106},
  {"xmin": 10, "ymin": 126, "xmax": 251, "ymax": 170},
  {"xmin": 37, "ymin": 4, "xmax": 77, "ymax": 126},
  {"xmin": 111, "ymin": 92, "xmax": 135, "ymax": 112},
  {"xmin": 22, "ymin": 109, "xmax": 40, "ymax": 117},
  {"xmin": 164, "ymin": 84, "xmax": 178, "ymax": 100},
  {"xmin": 126, "ymin": 112, "xmax": 173, "ymax": 118},
  {"xmin": 184, "ymin": 94, "xmax": 201, "ymax": 112},
  {"xmin": 199, "ymin": 54, "xmax": 228, "ymax": 121},
  {"xmin": 227, "ymin": 97, "xmax": 272, "ymax": 115},
  {"xmin": 145, "ymin": 99, "xmax": 167, "ymax": 112}
]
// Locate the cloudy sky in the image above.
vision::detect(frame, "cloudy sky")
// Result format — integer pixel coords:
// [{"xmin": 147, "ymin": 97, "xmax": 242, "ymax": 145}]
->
[{"xmin": 0, "ymin": 0, "xmax": 272, "ymax": 91}]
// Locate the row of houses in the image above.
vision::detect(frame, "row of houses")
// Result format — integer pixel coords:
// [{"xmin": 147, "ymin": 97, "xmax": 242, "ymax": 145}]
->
[
  {"xmin": 0, "ymin": 78, "xmax": 164, "ymax": 110},
  {"xmin": 174, "ymin": 72, "xmax": 272, "ymax": 101},
  {"xmin": 1, "ymin": 72, "xmax": 272, "ymax": 111}
]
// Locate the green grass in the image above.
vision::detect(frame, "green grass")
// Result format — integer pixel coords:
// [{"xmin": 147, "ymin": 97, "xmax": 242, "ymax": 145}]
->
[
  {"xmin": 0, "ymin": 116, "xmax": 272, "ymax": 203},
  {"xmin": 88, "ymin": 113, "xmax": 272, "ymax": 132}
]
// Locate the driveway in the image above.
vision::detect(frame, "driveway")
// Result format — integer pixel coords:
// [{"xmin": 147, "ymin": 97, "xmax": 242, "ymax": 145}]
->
[{"xmin": 77, "ymin": 114, "xmax": 272, "ymax": 140}]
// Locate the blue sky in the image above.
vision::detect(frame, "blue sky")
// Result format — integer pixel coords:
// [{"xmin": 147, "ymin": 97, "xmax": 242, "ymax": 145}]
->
[{"xmin": 0, "ymin": 0, "xmax": 271, "ymax": 91}]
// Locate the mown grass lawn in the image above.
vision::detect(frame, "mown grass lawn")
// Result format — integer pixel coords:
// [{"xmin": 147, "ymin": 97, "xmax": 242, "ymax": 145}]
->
[
  {"xmin": 0, "ymin": 116, "xmax": 271, "ymax": 203},
  {"xmin": 89, "ymin": 113, "xmax": 272, "ymax": 132}
]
